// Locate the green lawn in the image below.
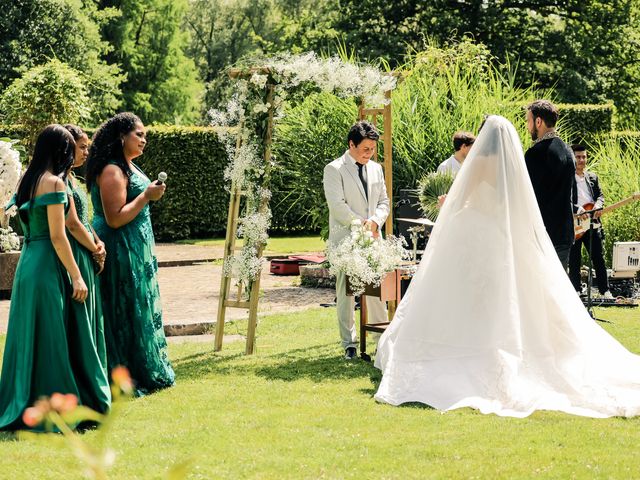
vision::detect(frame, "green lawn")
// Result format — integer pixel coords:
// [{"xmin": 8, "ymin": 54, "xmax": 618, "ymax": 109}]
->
[
  {"xmin": 177, "ymin": 235, "xmax": 325, "ymax": 255},
  {"xmin": 2, "ymin": 306, "xmax": 640, "ymax": 478}
]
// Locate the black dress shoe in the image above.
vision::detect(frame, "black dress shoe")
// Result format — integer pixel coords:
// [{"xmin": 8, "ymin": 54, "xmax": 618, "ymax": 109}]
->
[{"xmin": 344, "ymin": 347, "xmax": 357, "ymax": 360}]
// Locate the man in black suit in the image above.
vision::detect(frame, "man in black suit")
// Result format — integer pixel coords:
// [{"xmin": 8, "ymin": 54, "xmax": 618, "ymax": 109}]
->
[
  {"xmin": 568, "ymin": 144, "xmax": 612, "ymax": 298},
  {"xmin": 524, "ymin": 100, "xmax": 576, "ymax": 268}
]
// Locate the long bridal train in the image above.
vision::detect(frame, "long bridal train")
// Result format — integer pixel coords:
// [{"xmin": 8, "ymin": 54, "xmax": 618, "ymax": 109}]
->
[{"xmin": 375, "ymin": 115, "xmax": 640, "ymax": 418}]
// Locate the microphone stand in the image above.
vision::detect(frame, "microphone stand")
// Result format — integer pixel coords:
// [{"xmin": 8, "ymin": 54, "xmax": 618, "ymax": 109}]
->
[{"xmin": 582, "ymin": 207, "xmax": 610, "ymax": 323}]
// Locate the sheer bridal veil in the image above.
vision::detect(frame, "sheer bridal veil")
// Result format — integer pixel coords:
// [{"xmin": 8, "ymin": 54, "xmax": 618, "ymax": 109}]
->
[{"xmin": 375, "ymin": 115, "xmax": 640, "ymax": 417}]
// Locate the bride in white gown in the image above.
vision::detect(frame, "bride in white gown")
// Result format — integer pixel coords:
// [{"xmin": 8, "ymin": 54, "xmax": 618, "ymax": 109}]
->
[{"xmin": 375, "ymin": 115, "xmax": 640, "ymax": 418}]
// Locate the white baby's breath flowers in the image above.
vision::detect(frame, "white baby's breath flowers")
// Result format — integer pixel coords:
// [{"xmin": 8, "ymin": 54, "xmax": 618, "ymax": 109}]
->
[
  {"xmin": 326, "ymin": 222, "xmax": 408, "ymax": 295},
  {"xmin": 0, "ymin": 140, "xmax": 22, "ymax": 219},
  {"xmin": 250, "ymin": 73, "xmax": 268, "ymax": 89}
]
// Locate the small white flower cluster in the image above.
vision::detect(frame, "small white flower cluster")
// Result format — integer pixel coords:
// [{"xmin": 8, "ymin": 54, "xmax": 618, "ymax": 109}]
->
[
  {"xmin": 0, "ymin": 226, "xmax": 20, "ymax": 252},
  {"xmin": 208, "ymin": 88, "xmax": 248, "ymax": 128},
  {"xmin": 0, "ymin": 140, "xmax": 22, "ymax": 219},
  {"xmin": 223, "ymin": 245, "xmax": 267, "ymax": 290},
  {"xmin": 223, "ymin": 141, "xmax": 261, "ymax": 190},
  {"xmin": 326, "ymin": 220, "xmax": 408, "ymax": 295},
  {"xmin": 266, "ymin": 52, "xmax": 396, "ymax": 106},
  {"xmin": 237, "ymin": 211, "xmax": 270, "ymax": 247}
]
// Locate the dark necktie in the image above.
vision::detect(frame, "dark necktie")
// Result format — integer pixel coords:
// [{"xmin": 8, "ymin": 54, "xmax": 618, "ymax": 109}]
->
[{"xmin": 357, "ymin": 163, "xmax": 368, "ymax": 200}]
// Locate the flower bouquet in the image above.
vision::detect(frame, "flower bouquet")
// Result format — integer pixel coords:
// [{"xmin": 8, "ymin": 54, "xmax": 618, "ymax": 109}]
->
[{"xmin": 326, "ymin": 220, "xmax": 408, "ymax": 296}]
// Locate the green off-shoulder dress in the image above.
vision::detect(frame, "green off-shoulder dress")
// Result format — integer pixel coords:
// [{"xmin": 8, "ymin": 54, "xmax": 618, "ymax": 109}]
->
[
  {"xmin": 0, "ymin": 192, "xmax": 88, "ymax": 430},
  {"xmin": 91, "ymin": 164, "xmax": 175, "ymax": 395},
  {"xmin": 66, "ymin": 180, "xmax": 111, "ymax": 413}
]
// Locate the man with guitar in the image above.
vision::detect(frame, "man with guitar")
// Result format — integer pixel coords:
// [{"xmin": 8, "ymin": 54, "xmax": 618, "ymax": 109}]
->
[{"xmin": 568, "ymin": 144, "xmax": 613, "ymax": 299}]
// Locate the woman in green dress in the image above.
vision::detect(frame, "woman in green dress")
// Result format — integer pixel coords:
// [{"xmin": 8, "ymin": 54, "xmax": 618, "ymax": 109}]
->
[
  {"xmin": 0, "ymin": 125, "xmax": 89, "ymax": 430},
  {"xmin": 62, "ymin": 124, "xmax": 111, "ymax": 413},
  {"xmin": 86, "ymin": 113, "xmax": 175, "ymax": 395}
]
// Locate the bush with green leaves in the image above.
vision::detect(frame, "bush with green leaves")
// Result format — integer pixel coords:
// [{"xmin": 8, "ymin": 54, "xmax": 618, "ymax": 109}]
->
[{"xmin": 0, "ymin": 60, "xmax": 92, "ymax": 152}]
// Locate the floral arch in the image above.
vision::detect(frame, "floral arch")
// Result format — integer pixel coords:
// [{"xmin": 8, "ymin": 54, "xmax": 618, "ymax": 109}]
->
[{"xmin": 209, "ymin": 52, "xmax": 397, "ymax": 354}]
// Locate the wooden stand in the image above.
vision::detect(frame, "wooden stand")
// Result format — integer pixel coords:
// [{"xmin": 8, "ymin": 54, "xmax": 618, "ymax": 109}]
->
[
  {"xmin": 214, "ymin": 83, "xmax": 275, "ymax": 355},
  {"xmin": 358, "ymin": 91, "xmax": 397, "ymax": 320},
  {"xmin": 358, "ymin": 267, "xmax": 412, "ymax": 360}
]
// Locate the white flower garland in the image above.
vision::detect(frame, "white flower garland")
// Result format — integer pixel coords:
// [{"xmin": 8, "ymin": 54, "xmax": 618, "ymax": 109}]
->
[
  {"xmin": 326, "ymin": 221, "xmax": 409, "ymax": 295},
  {"xmin": 209, "ymin": 52, "xmax": 396, "ymax": 290}
]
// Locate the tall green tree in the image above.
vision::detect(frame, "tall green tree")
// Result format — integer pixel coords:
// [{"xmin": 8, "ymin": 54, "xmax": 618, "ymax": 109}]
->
[
  {"xmin": 333, "ymin": 0, "xmax": 640, "ymax": 127},
  {"xmin": 97, "ymin": 0, "xmax": 203, "ymax": 124},
  {"xmin": 185, "ymin": 0, "xmax": 339, "ymax": 112},
  {"xmin": 0, "ymin": 0, "xmax": 124, "ymax": 125}
]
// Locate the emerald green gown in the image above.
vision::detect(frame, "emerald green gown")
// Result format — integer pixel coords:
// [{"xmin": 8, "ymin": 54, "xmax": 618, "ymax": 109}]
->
[
  {"xmin": 66, "ymin": 180, "xmax": 111, "ymax": 413},
  {"xmin": 0, "ymin": 191, "xmax": 108, "ymax": 430},
  {"xmin": 91, "ymin": 164, "xmax": 175, "ymax": 395}
]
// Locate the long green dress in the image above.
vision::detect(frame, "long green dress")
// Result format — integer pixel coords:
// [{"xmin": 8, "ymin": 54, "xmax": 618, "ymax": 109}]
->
[
  {"xmin": 0, "ymin": 192, "xmax": 82, "ymax": 430},
  {"xmin": 66, "ymin": 180, "xmax": 111, "ymax": 413},
  {"xmin": 91, "ymin": 163, "xmax": 175, "ymax": 395}
]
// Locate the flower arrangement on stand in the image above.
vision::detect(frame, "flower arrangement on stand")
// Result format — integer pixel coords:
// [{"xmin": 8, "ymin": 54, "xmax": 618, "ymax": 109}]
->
[
  {"xmin": 209, "ymin": 52, "xmax": 396, "ymax": 292},
  {"xmin": 326, "ymin": 220, "xmax": 409, "ymax": 296},
  {"xmin": 0, "ymin": 138, "xmax": 23, "ymax": 252}
]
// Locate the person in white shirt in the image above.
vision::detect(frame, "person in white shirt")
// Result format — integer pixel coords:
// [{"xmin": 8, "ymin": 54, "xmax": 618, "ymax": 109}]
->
[
  {"xmin": 436, "ymin": 131, "xmax": 476, "ymax": 175},
  {"xmin": 437, "ymin": 131, "xmax": 476, "ymax": 207},
  {"xmin": 568, "ymin": 144, "xmax": 612, "ymax": 299}
]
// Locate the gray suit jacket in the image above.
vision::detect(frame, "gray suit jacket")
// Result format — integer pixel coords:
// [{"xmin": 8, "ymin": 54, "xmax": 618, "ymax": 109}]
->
[{"xmin": 323, "ymin": 151, "xmax": 390, "ymax": 245}]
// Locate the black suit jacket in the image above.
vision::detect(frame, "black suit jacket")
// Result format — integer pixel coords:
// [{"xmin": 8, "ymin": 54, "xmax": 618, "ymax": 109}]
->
[{"xmin": 525, "ymin": 137, "xmax": 576, "ymax": 246}]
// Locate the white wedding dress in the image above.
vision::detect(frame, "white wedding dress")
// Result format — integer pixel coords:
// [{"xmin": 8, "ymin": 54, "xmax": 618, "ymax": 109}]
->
[{"xmin": 375, "ymin": 115, "xmax": 640, "ymax": 417}]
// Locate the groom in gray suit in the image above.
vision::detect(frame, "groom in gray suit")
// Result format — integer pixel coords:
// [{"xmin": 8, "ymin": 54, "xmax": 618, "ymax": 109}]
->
[{"xmin": 323, "ymin": 121, "xmax": 390, "ymax": 360}]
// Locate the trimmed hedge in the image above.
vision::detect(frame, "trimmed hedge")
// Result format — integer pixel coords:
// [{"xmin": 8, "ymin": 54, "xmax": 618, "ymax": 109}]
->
[
  {"xmin": 557, "ymin": 103, "xmax": 614, "ymax": 142},
  {"xmin": 134, "ymin": 126, "xmax": 229, "ymax": 240}
]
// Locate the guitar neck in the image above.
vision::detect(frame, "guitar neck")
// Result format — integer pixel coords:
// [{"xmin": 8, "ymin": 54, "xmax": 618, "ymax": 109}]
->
[{"xmin": 602, "ymin": 195, "xmax": 639, "ymax": 214}]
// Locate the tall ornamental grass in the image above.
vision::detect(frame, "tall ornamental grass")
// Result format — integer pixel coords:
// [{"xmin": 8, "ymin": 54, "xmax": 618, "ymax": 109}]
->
[{"xmin": 392, "ymin": 40, "xmax": 547, "ymax": 193}]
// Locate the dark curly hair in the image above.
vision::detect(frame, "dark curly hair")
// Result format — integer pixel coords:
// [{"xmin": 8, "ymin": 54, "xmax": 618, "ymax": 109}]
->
[
  {"xmin": 85, "ymin": 112, "xmax": 141, "ymax": 189},
  {"xmin": 16, "ymin": 125, "xmax": 75, "ymax": 221}
]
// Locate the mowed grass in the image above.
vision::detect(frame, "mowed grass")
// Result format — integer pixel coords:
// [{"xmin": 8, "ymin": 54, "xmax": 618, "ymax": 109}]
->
[
  {"xmin": 177, "ymin": 235, "xmax": 325, "ymax": 255},
  {"xmin": 1, "ymin": 306, "xmax": 640, "ymax": 478}
]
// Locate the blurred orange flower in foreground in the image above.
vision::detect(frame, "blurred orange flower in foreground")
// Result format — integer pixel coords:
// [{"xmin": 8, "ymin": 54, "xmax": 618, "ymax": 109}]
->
[
  {"xmin": 22, "ymin": 393, "xmax": 79, "ymax": 427},
  {"xmin": 111, "ymin": 366, "xmax": 134, "ymax": 395}
]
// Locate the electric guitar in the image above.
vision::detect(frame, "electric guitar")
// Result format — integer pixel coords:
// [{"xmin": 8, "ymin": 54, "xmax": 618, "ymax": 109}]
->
[{"xmin": 574, "ymin": 192, "xmax": 640, "ymax": 240}]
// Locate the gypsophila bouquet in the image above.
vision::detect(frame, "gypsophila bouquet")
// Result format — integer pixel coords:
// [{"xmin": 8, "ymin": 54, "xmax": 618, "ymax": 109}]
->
[
  {"xmin": 0, "ymin": 226, "xmax": 20, "ymax": 252},
  {"xmin": 0, "ymin": 139, "xmax": 22, "ymax": 226},
  {"xmin": 327, "ymin": 220, "xmax": 408, "ymax": 295}
]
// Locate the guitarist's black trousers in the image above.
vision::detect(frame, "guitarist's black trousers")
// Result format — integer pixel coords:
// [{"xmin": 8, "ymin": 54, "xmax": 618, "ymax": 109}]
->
[{"xmin": 568, "ymin": 229, "xmax": 609, "ymax": 294}]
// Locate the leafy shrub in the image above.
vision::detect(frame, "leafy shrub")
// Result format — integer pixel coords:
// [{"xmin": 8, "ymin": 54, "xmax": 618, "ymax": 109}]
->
[
  {"xmin": 0, "ymin": 60, "xmax": 92, "ymax": 152},
  {"xmin": 272, "ymin": 93, "xmax": 357, "ymax": 235}
]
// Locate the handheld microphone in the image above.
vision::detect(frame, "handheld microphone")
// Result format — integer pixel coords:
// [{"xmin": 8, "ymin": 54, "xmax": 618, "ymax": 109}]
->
[{"xmin": 157, "ymin": 172, "xmax": 167, "ymax": 185}]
